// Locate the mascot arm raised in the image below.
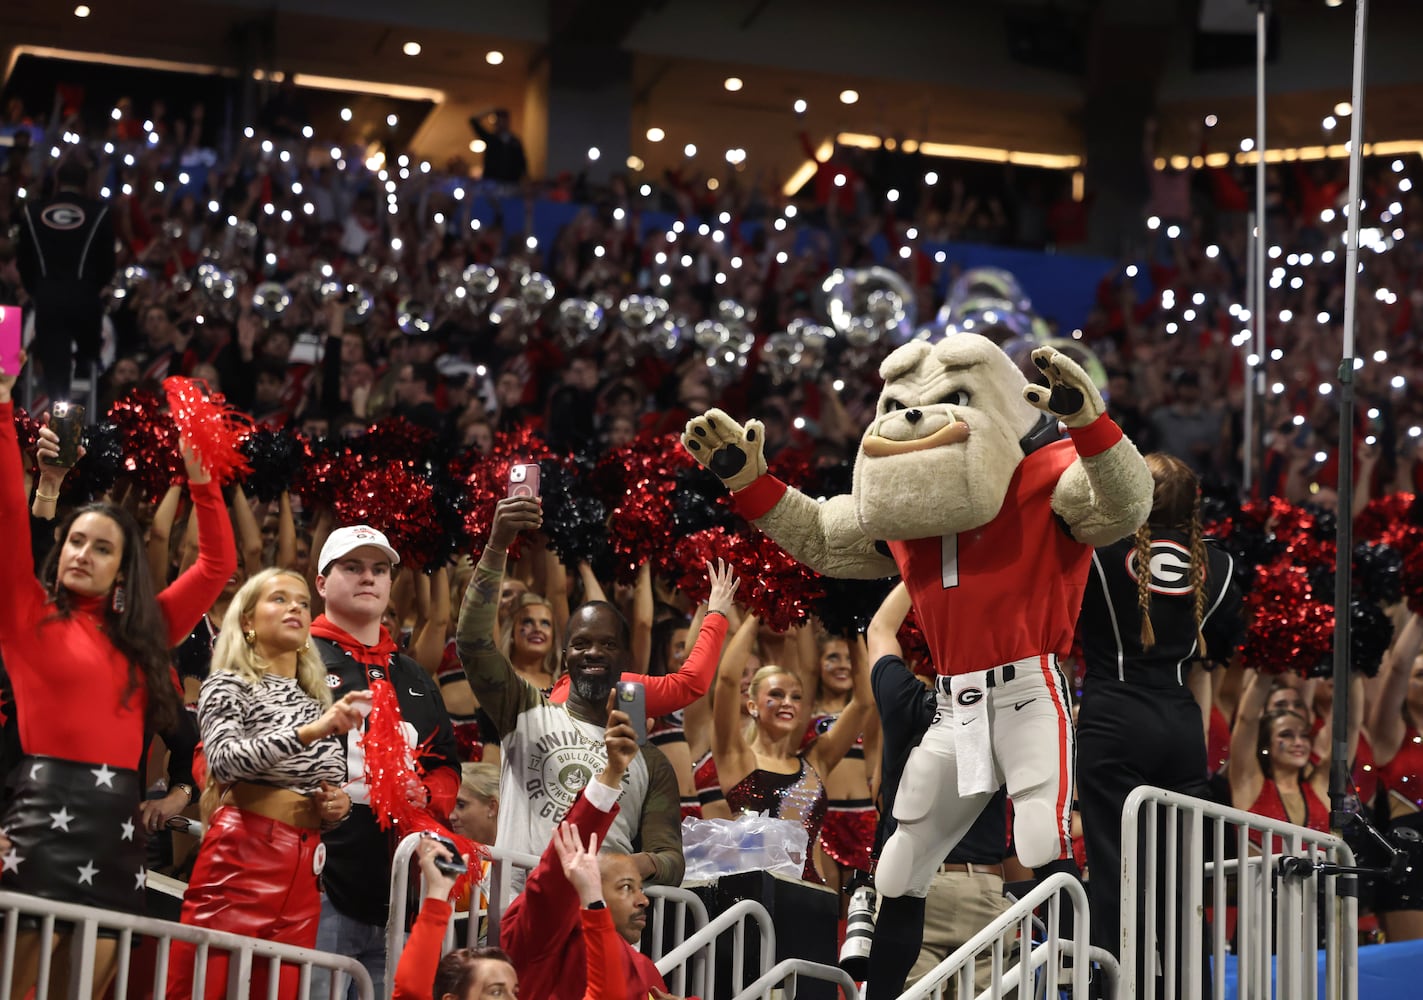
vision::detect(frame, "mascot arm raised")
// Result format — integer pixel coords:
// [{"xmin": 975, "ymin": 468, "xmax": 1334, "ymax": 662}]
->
[
  {"xmin": 1022, "ymin": 346, "xmax": 1153, "ymax": 547},
  {"xmin": 682, "ymin": 408, "xmax": 897, "ymax": 580}
]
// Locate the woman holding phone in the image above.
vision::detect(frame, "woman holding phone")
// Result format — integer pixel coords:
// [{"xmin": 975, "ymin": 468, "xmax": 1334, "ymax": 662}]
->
[
  {"xmin": 0, "ymin": 352, "xmax": 236, "ymax": 998},
  {"xmin": 168, "ymin": 567, "xmax": 371, "ymax": 1000}
]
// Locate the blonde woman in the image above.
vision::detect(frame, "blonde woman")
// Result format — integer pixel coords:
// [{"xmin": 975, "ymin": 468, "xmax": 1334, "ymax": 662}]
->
[
  {"xmin": 169, "ymin": 569, "xmax": 371, "ymax": 1000},
  {"xmin": 712, "ymin": 593, "xmax": 873, "ymax": 883},
  {"xmin": 500, "ymin": 591, "xmax": 561, "ymax": 692}
]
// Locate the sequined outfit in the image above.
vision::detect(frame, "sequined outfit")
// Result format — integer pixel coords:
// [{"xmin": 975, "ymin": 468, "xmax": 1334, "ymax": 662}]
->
[
  {"xmin": 726, "ymin": 758, "xmax": 828, "ymax": 882},
  {"xmin": 801, "ymin": 711, "xmax": 875, "ymax": 872}
]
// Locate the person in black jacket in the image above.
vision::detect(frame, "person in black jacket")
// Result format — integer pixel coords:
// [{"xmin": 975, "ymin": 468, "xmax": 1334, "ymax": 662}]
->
[
  {"xmin": 16, "ymin": 158, "xmax": 115, "ymax": 405},
  {"xmin": 307, "ymin": 525, "xmax": 461, "ymax": 1000},
  {"xmin": 469, "ymin": 109, "xmax": 527, "ymax": 186},
  {"xmin": 1075, "ymin": 451, "xmax": 1243, "ymax": 997}
]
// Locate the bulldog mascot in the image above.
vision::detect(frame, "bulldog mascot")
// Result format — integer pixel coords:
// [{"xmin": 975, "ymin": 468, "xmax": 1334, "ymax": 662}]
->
[{"xmin": 683, "ymin": 334, "xmax": 1151, "ymax": 989}]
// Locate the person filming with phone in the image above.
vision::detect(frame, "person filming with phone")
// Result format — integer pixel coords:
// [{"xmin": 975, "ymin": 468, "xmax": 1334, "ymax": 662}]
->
[
  {"xmin": 455, "ymin": 495, "xmax": 684, "ymax": 890},
  {"xmin": 394, "ymin": 710, "xmax": 659, "ymax": 1000}
]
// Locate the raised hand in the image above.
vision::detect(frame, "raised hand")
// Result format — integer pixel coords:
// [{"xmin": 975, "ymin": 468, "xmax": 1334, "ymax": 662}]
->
[
  {"xmin": 681, "ymin": 408, "xmax": 767, "ymax": 492},
  {"xmin": 415, "ymin": 833, "xmax": 462, "ymax": 901},
  {"xmin": 552, "ymin": 822, "xmax": 604, "ymax": 906},
  {"xmin": 179, "ymin": 436, "xmax": 211, "ymax": 485},
  {"xmin": 705, "ymin": 559, "xmax": 740, "ymax": 618},
  {"xmin": 488, "ymin": 496, "xmax": 542, "ymax": 552},
  {"xmin": 600, "ymin": 708, "xmax": 638, "ymax": 786},
  {"xmin": 1022, "ymin": 347, "xmax": 1106, "ymax": 430}
]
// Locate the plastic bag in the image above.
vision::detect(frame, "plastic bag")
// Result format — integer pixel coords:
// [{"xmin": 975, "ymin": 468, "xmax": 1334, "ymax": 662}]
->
[{"xmin": 681, "ymin": 812, "xmax": 809, "ymax": 881}]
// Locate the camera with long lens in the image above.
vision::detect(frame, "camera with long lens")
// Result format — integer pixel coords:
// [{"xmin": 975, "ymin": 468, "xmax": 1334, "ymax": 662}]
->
[{"xmin": 838, "ymin": 874, "xmax": 877, "ymax": 979}]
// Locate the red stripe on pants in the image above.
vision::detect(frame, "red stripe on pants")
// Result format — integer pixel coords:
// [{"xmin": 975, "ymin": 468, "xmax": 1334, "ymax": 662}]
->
[{"xmin": 1039, "ymin": 654, "xmax": 1073, "ymax": 860}]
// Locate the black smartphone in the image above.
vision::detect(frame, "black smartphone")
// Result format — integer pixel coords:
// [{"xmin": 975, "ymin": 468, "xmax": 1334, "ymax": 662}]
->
[
  {"xmin": 46, "ymin": 401, "xmax": 85, "ymax": 467},
  {"xmin": 426, "ymin": 833, "xmax": 468, "ymax": 878},
  {"xmin": 616, "ymin": 681, "xmax": 648, "ymax": 746}
]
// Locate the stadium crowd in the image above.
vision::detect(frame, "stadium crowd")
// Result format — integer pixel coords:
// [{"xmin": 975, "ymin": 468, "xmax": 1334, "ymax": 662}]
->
[{"xmin": 1, "ymin": 73, "xmax": 1422, "ymax": 1000}]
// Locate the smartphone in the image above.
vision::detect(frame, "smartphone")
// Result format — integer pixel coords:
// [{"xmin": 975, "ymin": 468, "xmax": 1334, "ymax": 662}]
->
[
  {"xmin": 507, "ymin": 462, "xmax": 541, "ymax": 499},
  {"xmin": 425, "ymin": 833, "xmax": 469, "ymax": 878},
  {"xmin": 0, "ymin": 305, "xmax": 21, "ymax": 377},
  {"xmin": 45, "ymin": 401, "xmax": 85, "ymax": 467},
  {"xmin": 616, "ymin": 681, "xmax": 648, "ymax": 746}
]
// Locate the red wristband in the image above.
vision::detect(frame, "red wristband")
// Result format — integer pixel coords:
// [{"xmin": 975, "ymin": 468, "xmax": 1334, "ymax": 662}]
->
[
  {"xmin": 1067, "ymin": 412, "xmax": 1124, "ymax": 458},
  {"xmin": 729, "ymin": 475, "xmax": 788, "ymax": 521}
]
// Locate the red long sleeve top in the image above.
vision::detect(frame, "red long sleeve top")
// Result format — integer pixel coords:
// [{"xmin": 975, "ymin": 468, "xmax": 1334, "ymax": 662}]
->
[
  {"xmin": 392, "ymin": 897, "xmax": 627, "ymax": 1000},
  {"xmin": 0, "ymin": 400, "xmax": 237, "ymax": 769},
  {"xmin": 501, "ymin": 791, "xmax": 671, "ymax": 1000},
  {"xmin": 547, "ymin": 612, "xmax": 728, "ymax": 717}
]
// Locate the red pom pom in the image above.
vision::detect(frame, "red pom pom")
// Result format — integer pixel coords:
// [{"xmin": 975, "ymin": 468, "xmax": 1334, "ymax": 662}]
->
[
  {"xmin": 107, "ymin": 389, "xmax": 183, "ymax": 501},
  {"xmin": 1357, "ymin": 493, "xmax": 1417, "ymax": 548},
  {"xmin": 1241, "ymin": 559, "xmax": 1332, "ymax": 675},
  {"xmin": 361, "ymin": 679, "xmax": 489, "ymax": 890},
  {"xmin": 604, "ymin": 435, "xmax": 693, "ymax": 584},
  {"xmin": 163, "ymin": 376, "xmax": 255, "ymax": 485},
  {"xmin": 326, "ymin": 459, "xmax": 448, "ymax": 570},
  {"xmin": 674, "ymin": 526, "xmax": 824, "ymax": 632}
]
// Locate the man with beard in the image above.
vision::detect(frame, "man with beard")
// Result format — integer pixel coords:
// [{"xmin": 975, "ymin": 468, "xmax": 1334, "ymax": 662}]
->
[{"xmin": 456, "ymin": 497, "xmax": 683, "ymax": 890}]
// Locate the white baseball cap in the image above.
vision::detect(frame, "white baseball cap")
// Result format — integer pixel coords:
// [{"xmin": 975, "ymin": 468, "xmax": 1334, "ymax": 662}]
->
[{"xmin": 318, "ymin": 525, "xmax": 401, "ymax": 575}]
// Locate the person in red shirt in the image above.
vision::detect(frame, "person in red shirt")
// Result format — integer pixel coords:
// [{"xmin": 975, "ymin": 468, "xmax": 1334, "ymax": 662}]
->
[
  {"xmin": 0, "ymin": 352, "xmax": 236, "ymax": 998},
  {"xmin": 393, "ymin": 710, "xmax": 656, "ymax": 1000},
  {"xmin": 498, "ymin": 710, "xmax": 676, "ymax": 1000}
]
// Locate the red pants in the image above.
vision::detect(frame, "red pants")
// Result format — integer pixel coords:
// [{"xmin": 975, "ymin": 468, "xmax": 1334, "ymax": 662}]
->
[{"xmin": 167, "ymin": 806, "xmax": 323, "ymax": 1000}]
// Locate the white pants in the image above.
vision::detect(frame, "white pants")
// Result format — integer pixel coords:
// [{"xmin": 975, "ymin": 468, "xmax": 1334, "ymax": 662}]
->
[{"xmin": 877, "ymin": 655, "xmax": 1076, "ymax": 898}]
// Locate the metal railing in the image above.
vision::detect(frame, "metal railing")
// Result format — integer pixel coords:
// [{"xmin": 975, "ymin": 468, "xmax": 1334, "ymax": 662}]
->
[
  {"xmin": 897, "ymin": 872, "xmax": 1098, "ymax": 1000},
  {"xmin": 654, "ymin": 898, "xmax": 777, "ymax": 1000},
  {"xmin": 732, "ymin": 958, "xmax": 861, "ymax": 1000},
  {"xmin": 1120, "ymin": 786, "xmax": 1359, "ymax": 1000},
  {"xmin": 385, "ymin": 835, "xmax": 711, "ymax": 999},
  {"xmin": 0, "ymin": 888, "xmax": 373, "ymax": 1000}
]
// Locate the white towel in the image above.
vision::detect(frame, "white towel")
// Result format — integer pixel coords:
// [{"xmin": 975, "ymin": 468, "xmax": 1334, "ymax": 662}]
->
[{"xmin": 952, "ymin": 669, "xmax": 996, "ymax": 797}]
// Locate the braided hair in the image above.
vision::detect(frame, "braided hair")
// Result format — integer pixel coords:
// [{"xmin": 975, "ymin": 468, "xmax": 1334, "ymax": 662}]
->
[{"xmin": 1135, "ymin": 453, "xmax": 1208, "ymax": 656}]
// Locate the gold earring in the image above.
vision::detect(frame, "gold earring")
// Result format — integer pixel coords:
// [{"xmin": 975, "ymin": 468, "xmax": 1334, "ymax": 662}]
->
[
  {"xmin": 243, "ymin": 629, "xmax": 256, "ymax": 645},
  {"xmin": 299, "ymin": 640, "xmax": 310, "ymax": 654}
]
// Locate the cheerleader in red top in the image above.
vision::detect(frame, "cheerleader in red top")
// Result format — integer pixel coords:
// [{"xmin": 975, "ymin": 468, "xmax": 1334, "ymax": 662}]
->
[
  {"xmin": 712, "ymin": 590, "xmax": 873, "ymax": 883},
  {"xmin": 800, "ymin": 634, "xmax": 881, "ymax": 896},
  {"xmin": 1367, "ymin": 611, "xmax": 1423, "ymax": 941},
  {"xmin": 1228, "ymin": 668, "xmax": 1361, "ymax": 853},
  {"xmin": 0, "ymin": 357, "xmax": 236, "ymax": 997}
]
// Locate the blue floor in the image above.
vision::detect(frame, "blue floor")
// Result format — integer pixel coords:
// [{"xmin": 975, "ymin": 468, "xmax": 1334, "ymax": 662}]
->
[{"xmin": 1218, "ymin": 938, "xmax": 1423, "ymax": 999}]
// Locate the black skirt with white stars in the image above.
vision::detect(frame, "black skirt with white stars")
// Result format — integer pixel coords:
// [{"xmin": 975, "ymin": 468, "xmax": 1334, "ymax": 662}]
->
[{"xmin": 1, "ymin": 756, "xmax": 147, "ymax": 916}]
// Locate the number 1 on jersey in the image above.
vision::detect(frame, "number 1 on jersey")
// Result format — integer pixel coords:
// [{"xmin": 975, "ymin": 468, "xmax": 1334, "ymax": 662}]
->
[{"xmin": 941, "ymin": 533, "xmax": 959, "ymax": 589}]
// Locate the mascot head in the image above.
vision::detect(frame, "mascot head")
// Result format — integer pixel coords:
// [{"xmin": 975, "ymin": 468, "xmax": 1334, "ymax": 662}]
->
[{"xmin": 852, "ymin": 333, "xmax": 1046, "ymax": 541}]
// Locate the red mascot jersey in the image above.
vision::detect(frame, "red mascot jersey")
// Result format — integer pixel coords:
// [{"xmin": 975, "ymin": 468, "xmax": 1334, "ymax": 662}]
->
[
  {"xmin": 731, "ymin": 415, "xmax": 1124, "ymax": 679},
  {"xmin": 887, "ymin": 439, "xmax": 1089, "ymax": 676}
]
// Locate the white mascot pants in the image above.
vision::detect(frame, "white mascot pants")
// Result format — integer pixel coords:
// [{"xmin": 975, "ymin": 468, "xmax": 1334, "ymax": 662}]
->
[{"xmin": 876, "ymin": 654, "xmax": 1076, "ymax": 899}]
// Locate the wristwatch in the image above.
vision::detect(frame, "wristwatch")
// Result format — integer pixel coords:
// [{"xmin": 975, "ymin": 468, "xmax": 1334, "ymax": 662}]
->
[{"xmin": 172, "ymin": 783, "xmax": 195, "ymax": 805}]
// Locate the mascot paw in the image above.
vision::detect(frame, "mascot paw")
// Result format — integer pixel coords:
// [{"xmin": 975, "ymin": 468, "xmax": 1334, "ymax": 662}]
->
[
  {"xmin": 1022, "ymin": 347, "xmax": 1105, "ymax": 429},
  {"xmin": 682, "ymin": 408, "xmax": 768, "ymax": 492}
]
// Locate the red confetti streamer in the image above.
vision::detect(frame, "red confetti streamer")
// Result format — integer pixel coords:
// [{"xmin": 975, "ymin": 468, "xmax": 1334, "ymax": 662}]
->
[{"xmin": 163, "ymin": 376, "xmax": 255, "ymax": 486}]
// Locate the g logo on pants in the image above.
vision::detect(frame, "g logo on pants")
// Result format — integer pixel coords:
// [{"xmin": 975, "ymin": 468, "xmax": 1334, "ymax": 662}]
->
[{"xmin": 956, "ymin": 688, "xmax": 984, "ymax": 707}]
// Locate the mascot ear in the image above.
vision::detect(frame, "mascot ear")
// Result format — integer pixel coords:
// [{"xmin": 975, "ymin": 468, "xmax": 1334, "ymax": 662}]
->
[{"xmin": 1018, "ymin": 412, "xmax": 1061, "ymax": 456}]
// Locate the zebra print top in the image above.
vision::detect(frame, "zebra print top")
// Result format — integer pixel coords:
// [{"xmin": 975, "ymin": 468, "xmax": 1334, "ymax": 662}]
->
[{"xmin": 197, "ymin": 672, "xmax": 346, "ymax": 795}]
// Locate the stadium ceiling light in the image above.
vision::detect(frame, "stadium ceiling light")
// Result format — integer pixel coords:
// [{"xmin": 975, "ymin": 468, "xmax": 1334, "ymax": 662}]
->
[{"xmin": 485, "ymin": 51, "xmax": 504, "ymax": 65}]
